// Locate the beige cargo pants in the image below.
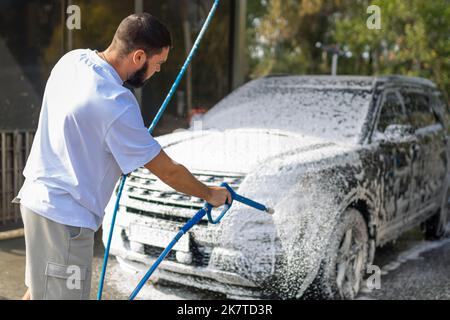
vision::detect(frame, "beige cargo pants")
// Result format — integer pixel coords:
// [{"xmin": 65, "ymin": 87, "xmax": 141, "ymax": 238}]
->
[{"xmin": 20, "ymin": 204, "xmax": 95, "ymax": 300}]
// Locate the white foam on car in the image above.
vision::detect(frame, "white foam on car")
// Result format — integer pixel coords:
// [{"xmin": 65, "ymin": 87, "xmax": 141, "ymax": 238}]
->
[
  {"xmin": 159, "ymin": 76, "xmax": 376, "ymax": 297},
  {"xmin": 202, "ymin": 76, "xmax": 374, "ymax": 145},
  {"xmin": 111, "ymin": 76, "xmax": 444, "ymax": 299}
]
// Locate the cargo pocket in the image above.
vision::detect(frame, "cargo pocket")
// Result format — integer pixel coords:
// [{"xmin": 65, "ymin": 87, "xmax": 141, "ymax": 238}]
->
[
  {"xmin": 43, "ymin": 261, "xmax": 88, "ymax": 300},
  {"xmin": 66, "ymin": 225, "xmax": 83, "ymax": 240}
]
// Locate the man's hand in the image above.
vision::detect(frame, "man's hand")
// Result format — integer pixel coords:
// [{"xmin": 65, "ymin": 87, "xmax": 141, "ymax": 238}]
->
[{"xmin": 206, "ymin": 186, "xmax": 232, "ymax": 208}]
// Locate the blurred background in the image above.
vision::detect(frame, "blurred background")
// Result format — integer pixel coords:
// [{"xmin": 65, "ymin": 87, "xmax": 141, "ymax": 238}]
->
[{"xmin": 0, "ymin": 0, "xmax": 448, "ymax": 130}]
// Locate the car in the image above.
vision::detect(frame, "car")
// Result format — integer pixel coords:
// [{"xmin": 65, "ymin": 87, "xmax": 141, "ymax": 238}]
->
[{"xmin": 103, "ymin": 75, "xmax": 450, "ymax": 299}]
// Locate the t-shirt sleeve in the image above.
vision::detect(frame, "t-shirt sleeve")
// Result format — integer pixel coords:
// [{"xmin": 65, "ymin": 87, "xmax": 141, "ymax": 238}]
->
[{"xmin": 105, "ymin": 105, "xmax": 161, "ymax": 174}]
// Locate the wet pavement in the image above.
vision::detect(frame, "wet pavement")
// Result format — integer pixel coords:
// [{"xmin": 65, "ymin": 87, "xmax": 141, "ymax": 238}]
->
[
  {"xmin": 1, "ymin": 225, "xmax": 449, "ymax": 300},
  {"xmin": 0, "ymin": 230, "xmax": 219, "ymax": 300},
  {"xmin": 0, "ymin": 236, "xmax": 27, "ymax": 300},
  {"xmin": 357, "ymin": 225, "xmax": 450, "ymax": 300}
]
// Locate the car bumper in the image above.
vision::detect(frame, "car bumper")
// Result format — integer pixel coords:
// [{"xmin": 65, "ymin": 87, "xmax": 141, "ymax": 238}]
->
[{"xmin": 111, "ymin": 246, "xmax": 262, "ymax": 299}]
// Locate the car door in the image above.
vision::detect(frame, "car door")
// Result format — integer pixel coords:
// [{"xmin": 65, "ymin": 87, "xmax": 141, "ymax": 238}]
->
[
  {"xmin": 401, "ymin": 88, "xmax": 447, "ymax": 223},
  {"xmin": 372, "ymin": 89, "xmax": 415, "ymax": 233}
]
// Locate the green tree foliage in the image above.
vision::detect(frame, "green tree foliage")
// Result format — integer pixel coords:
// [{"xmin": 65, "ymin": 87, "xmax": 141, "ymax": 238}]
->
[
  {"xmin": 334, "ymin": 0, "xmax": 450, "ymax": 97},
  {"xmin": 248, "ymin": 0, "xmax": 450, "ymax": 98},
  {"xmin": 247, "ymin": 0, "xmax": 342, "ymax": 77}
]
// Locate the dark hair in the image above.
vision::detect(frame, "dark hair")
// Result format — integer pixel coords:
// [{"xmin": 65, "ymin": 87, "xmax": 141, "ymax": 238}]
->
[{"xmin": 111, "ymin": 13, "xmax": 172, "ymax": 57}]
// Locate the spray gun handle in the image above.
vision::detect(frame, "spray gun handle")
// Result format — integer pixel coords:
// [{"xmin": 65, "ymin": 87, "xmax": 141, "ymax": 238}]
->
[{"xmin": 205, "ymin": 183, "xmax": 235, "ymax": 224}]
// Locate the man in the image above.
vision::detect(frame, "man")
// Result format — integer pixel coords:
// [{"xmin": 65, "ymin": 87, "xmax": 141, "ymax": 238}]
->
[{"xmin": 13, "ymin": 13, "xmax": 231, "ymax": 300}]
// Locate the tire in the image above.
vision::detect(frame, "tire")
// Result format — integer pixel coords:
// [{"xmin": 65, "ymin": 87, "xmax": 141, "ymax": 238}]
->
[
  {"xmin": 423, "ymin": 184, "xmax": 449, "ymax": 240},
  {"xmin": 308, "ymin": 208, "xmax": 369, "ymax": 300}
]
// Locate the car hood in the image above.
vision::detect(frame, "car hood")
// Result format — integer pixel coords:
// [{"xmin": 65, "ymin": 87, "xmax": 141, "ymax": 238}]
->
[{"xmin": 157, "ymin": 128, "xmax": 345, "ymax": 174}]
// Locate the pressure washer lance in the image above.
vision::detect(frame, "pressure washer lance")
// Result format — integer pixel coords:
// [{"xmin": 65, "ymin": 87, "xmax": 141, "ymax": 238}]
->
[{"xmin": 128, "ymin": 182, "xmax": 274, "ymax": 300}]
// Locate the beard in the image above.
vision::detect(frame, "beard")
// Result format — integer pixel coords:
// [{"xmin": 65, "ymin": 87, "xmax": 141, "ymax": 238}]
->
[{"xmin": 125, "ymin": 61, "xmax": 149, "ymax": 89}]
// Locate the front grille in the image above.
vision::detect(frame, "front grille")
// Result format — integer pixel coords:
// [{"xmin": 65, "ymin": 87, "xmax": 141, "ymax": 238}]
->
[
  {"xmin": 191, "ymin": 238, "xmax": 212, "ymax": 267},
  {"xmin": 125, "ymin": 168, "xmax": 244, "ymax": 208},
  {"xmin": 120, "ymin": 168, "xmax": 245, "ymax": 267},
  {"xmin": 142, "ymin": 244, "xmax": 211, "ymax": 267},
  {"xmin": 143, "ymin": 245, "xmax": 177, "ymax": 262}
]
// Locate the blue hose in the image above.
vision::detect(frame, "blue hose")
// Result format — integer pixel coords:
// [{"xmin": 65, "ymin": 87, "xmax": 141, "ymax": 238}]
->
[
  {"xmin": 128, "ymin": 183, "xmax": 273, "ymax": 300},
  {"xmin": 97, "ymin": 0, "xmax": 221, "ymax": 300}
]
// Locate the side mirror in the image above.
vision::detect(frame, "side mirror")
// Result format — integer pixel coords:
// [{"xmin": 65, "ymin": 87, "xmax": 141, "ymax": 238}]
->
[{"xmin": 374, "ymin": 124, "xmax": 415, "ymax": 143}]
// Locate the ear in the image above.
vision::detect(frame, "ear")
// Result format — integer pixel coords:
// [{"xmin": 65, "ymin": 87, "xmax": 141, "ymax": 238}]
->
[{"xmin": 132, "ymin": 49, "xmax": 147, "ymax": 66}]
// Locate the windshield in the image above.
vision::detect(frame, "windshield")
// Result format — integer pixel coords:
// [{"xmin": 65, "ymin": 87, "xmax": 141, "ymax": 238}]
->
[{"xmin": 202, "ymin": 79, "xmax": 373, "ymax": 144}]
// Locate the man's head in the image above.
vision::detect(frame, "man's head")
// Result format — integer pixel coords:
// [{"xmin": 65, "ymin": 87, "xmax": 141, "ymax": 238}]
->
[{"xmin": 109, "ymin": 13, "xmax": 171, "ymax": 88}]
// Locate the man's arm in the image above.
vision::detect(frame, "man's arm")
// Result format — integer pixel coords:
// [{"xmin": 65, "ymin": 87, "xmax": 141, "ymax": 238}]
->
[{"xmin": 144, "ymin": 150, "xmax": 231, "ymax": 207}]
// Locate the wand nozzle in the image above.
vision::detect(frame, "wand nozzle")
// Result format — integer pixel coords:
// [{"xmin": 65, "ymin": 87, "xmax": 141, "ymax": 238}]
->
[{"xmin": 205, "ymin": 183, "xmax": 274, "ymax": 224}]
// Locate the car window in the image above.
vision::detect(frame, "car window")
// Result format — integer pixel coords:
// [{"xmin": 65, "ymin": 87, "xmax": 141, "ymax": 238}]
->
[
  {"xmin": 401, "ymin": 91, "xmax": 438, "ymax": 129},
  {"xmin": 202, "ymin": 78, "xmax": 373, "ymax": 144},
  {"xmin": 377, "ymin": 92, "xmax": 408, "ymax": 132}
]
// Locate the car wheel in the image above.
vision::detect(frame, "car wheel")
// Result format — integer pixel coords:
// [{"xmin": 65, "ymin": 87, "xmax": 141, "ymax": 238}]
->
[
  {"xmin": 423, "ymin": 184, "xmax": 449, "ymax": 240},
  {"xmin": 309, "ymin": 208, "xmax": 369, "ymax": 300}
]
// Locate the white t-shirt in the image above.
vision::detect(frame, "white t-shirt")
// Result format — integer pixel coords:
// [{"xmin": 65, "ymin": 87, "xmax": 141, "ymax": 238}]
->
[{"xmin": 15, "ymin": 49, "xmax": 161, "ymax": 231}]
